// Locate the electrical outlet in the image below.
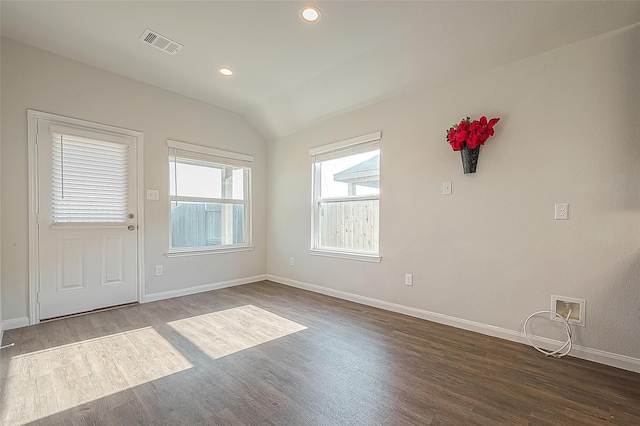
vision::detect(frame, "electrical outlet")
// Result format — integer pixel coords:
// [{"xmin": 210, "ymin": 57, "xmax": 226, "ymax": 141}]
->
[
  {"xmin": 554, "ymin": 203, "xmax": 569, "ymax": 220},
  {"xmin": 443, "ymin": 182, "xmax": 452, "ymax": 195},
  {"xmin": 155, "ymin": 265, "xmax": 163, "ymax": 276},
  {"xmin": 289, "ymin": 257, "xmax": 294, "ymax": 266},
  {"xmin": 405, "ymin": 273, "xmax": 413, "ymax": 286}
]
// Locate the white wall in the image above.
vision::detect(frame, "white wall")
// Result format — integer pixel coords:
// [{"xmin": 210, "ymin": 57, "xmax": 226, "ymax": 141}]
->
[
  {"xmin": 267, "ymin": 25, "xmax": 640, "ymax": 360},
  {"xmin": 2, "ymin": 23, "xmax": 638, "ymax": 368},
  {"xmin": 1, "ymin": 38, "xmax": 267, "ymax": 321},
  {"xmin": 0, "ymin": 5, "xmax": 3, "ymax": 340}
]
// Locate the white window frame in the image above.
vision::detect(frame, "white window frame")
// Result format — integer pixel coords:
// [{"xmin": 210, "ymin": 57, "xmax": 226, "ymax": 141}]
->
[
  {"xmin": 309, "ymin": 131, "xmax": 381, "ymax": 263},
  {"xmin": 165, "ymin": 139, "xmax": 254, "ymax": 257}
]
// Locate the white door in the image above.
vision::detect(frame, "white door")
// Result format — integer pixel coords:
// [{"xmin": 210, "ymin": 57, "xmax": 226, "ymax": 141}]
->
[{"xmin": 36, "ymin": 117, "xmax": 139, "ymax": 319}]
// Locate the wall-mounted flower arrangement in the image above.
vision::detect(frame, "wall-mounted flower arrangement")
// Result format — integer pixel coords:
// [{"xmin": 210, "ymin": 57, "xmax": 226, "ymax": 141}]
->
[{"xmin": 446, "ymin": 116, "xmax": 500, "ymax": 174}]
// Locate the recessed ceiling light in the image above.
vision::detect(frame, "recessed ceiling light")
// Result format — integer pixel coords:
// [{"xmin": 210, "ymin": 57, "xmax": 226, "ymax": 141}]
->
[
  {"xmin": 301, "ymin": 5, "xmax": 321, "ymax": 23},
  {"xmin": 218, "ymin": 67, "xmax": 234, "ymax": 76}
]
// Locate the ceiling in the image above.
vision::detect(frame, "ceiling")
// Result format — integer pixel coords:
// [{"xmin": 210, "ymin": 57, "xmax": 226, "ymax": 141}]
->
[{"xmin": 2, "ymin": 1, "xmax": 640, "ymax": 141}]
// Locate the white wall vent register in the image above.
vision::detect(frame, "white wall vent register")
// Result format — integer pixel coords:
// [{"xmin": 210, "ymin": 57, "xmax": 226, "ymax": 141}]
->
[{"xmin": 139, "ymin": 29, "xmax": 183, "ymax": 55}]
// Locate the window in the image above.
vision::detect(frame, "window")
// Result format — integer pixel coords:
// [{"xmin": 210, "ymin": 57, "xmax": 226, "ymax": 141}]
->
[
  {"xmin": 167, "ymin": 140, "xmax": 253, "ymax": 255},
  {"xmin": 310, "ymin": 132, "xmax": 381, "ymax": 262},
  {"xmin": 50, "ymin": 124, "xmax": 131, "ymax": 225}
]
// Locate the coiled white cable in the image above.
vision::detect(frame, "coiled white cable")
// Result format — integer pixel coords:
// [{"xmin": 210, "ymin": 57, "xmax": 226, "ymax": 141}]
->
[{"xmin": 523, "ymin": 309, "xmax": 572, "ymax": 358}]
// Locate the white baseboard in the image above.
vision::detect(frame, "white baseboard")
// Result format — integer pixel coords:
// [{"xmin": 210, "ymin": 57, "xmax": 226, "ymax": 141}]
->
[
  {"xmin": 0, "ymin": 277, "xmax": 267, "ymax": 332},
  {"xmin": 266, "ymin": 274, "xmax": 640, "ymax": 374},
  {"xmin": 2, "ymin": 317, "xmax": 30, "ymax": 331},
  {"xmin": 143, "ymin": 274, "xmax": 267, "ymax": 303}
]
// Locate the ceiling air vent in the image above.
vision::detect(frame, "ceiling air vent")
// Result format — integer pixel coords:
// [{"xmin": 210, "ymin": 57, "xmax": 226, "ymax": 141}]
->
[{"xmin": 139, "ymin": 29, "xmax": 183, "ymax": 55}]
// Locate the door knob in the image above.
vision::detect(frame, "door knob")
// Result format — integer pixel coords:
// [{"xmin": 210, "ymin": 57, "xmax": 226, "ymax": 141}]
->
[
  {"xmin": 127, "ymin": 213, "xmax": 135, "ymax": 219},
  {"xmin": 128, "ymin": 225, "xmax": 136, "ymax": 231}
]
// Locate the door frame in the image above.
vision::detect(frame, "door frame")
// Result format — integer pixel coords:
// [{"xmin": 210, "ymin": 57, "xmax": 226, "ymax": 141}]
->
[{"xmin": 27, "ymin": 110, "xmax": 146, "ymax": 325}]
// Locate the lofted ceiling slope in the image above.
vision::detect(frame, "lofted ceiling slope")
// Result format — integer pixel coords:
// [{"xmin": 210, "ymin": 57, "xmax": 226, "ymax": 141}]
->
[{"xmin": 2, "ymin": 1, "xmax": 640, "ymax": 141}]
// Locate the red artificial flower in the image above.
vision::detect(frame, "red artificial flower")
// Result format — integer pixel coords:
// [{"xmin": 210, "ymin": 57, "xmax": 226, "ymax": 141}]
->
[
  {"xmin": 467, "ymin": 136, "xmax": 480, "ymax": 149},
  {"xmin": 447, "ymin": 126, "xmax": 464, "ymax": 151},
  {"xmin": 446, "ymin": 116, "xmax": 500, "ymax": 151},
  {"xmin": 451, "ymin": 138, "xmax": 463, "ymax": 151},
  {"xmin": 455, "ymin": 128, "xmax": 468, "ymax": 145}
]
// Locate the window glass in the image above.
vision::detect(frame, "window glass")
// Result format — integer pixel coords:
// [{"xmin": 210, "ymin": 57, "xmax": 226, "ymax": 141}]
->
[
  {"xmin": 318, "ymin": 199, "xmax": 379, "ymax": 252},
  {"xmin": 171, "ymin": 202, "xmax": 245, "ymax": 248},
  {"xmin": 169, "ymin": 160, "xmax": 244, "ymax": 200},
  {"xmin": 319, "ymin": 150, "xmax": 380, "ymax": 199},
  {"xmin": 311, "ymin": 134, "xmax": 380, "ymax": 257},
  {"xmin": 168, "ymin": 142, "xmax": 251, "ymax": 252}
]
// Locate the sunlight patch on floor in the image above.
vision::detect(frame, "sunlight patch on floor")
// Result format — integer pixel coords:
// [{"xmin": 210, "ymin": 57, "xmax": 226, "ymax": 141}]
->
[
  {"xmin": 0, "ymin": 327, "xmax": 192, "ymax": 425},
  {"xmin": 168, "ymin": 305, "xmax": 307, "ymax": 360}
]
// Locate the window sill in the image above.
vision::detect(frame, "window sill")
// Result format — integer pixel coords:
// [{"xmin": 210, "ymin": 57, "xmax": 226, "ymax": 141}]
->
[
  {"xmin": 165, "ymin": 245, "xmax": 254, "ymax": 258},
  {"xmin": 308, "ymin": 249, "xmax": 381, "ymax": 263}
]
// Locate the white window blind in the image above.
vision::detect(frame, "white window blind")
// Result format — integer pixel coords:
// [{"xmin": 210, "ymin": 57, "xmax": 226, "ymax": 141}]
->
[
  {"xmin": 51, "ymin": 130, "xmax": 128, "ymax": 224},
  {"xmin": 169, "ymin": 148, "xmax": 252, "ymax": 170},
  {"xmin": 309, "ymin": 131, "xmax": 381, "ymax": 162},
  {"xmin": 167, "ymin": 139, "xmax": 253, "ymax": 168}
]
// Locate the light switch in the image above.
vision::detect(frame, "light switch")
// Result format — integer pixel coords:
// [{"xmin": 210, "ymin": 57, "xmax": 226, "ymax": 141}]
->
[
  {"xmin": 146, "ymin": 190, "xmax": 160, "ymax": 200},
  {"xmin": 443, "ymin": 182, "xmax": 452, "ymax": 195}
]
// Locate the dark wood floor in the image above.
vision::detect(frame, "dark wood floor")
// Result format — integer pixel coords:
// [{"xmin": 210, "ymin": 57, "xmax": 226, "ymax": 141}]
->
[{"xmin": 1, "ymin": 281, "xmax": 639, "ymax": 425}]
